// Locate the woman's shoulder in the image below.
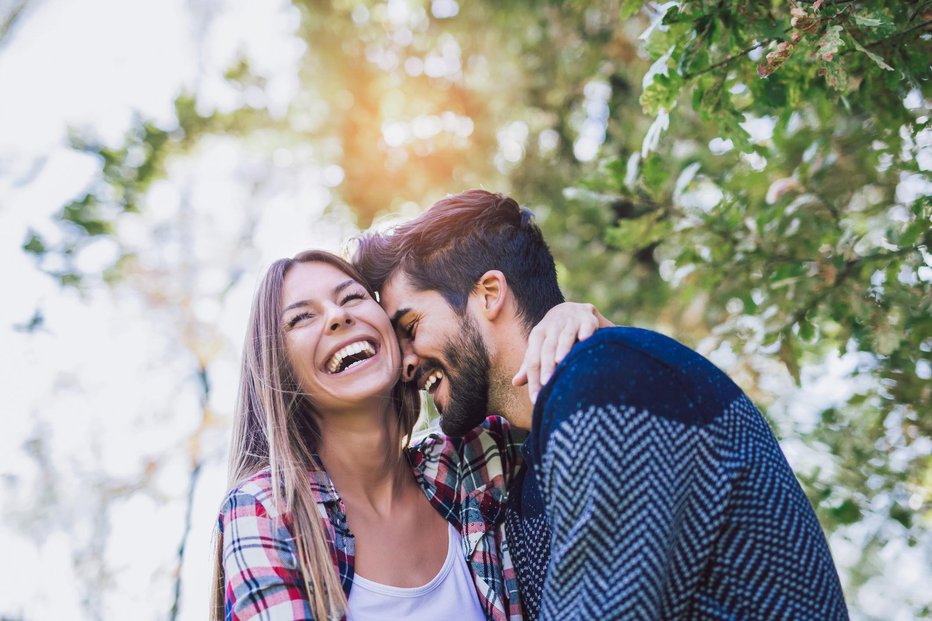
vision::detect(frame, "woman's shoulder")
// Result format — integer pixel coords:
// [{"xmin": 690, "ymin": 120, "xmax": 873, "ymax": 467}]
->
[{"xmin": 219, "ymin": 469, "xmax": 282, "ymax": 520}]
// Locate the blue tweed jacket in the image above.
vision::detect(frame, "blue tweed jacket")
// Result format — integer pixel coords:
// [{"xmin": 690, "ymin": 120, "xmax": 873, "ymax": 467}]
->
[{"xmin": 505, "ymin": 327, "xmax": 848, "ymax": 620}]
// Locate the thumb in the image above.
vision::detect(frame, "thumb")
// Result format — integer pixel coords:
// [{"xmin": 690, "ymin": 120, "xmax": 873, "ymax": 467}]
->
[{"xmin": 512, "ymin": 362, "xmax": 528, "ymax": 386}]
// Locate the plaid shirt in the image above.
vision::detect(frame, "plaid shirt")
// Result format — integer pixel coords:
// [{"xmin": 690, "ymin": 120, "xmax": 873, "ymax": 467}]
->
[{"xmin": 218, "ymin": 416, "xmax": 526, "ymax": 621}]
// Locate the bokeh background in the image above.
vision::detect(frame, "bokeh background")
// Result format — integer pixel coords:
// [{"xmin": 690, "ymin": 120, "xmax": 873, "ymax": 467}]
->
[{"xmin": 1, "ymin": 1, "xmax": 929, "ymax": 619}]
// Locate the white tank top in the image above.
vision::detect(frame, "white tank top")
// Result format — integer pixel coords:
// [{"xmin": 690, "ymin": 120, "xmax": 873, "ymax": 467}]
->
[{"xmin": 346, "ymin": 523, "xmax": 487, "ymax": 621}]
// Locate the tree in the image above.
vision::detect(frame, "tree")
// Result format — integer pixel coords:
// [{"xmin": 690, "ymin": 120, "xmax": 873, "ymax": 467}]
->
[
  {"xmin": 18, "ymin": 0, "xmax": 931, "ymax": 617},
  {"xmin": 503, "ymin": 1, "xmax": 931, "ymax": 614}
]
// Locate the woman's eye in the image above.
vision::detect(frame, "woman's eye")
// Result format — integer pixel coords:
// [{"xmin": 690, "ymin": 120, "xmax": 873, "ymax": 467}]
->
[
  {"xmin": 287, "ymin": 312, "xmax": 314, "ymax": 329},
  {"xmin": 340, "ymin": 291, "xmax": 366, "ymax": 305},
  {"xmin": 403, "ymin": 321, "xmax": 417, "ymax": 339}
]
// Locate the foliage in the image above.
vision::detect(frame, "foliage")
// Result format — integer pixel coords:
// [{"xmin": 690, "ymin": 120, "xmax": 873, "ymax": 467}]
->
[
  {"xmin": 17, "ymin": 0, "xmax": 932, "ymax": 617},
  {"xmin": 501, "ymin": 3, "xmax": 931, "ymax": 613}
]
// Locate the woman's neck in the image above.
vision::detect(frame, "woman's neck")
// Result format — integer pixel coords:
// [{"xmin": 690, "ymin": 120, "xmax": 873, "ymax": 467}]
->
[{"xmin": 315, "ymin": 405, "xmax": 411, "ymax": 517}]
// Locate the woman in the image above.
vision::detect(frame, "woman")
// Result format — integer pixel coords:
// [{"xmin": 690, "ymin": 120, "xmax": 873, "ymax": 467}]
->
[{"xmin": 211, "ymin": 250, "xmax": 600, "ymax": 620}]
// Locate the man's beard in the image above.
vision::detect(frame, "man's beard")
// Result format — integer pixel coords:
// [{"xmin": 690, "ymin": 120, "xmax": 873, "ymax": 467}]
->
[{"xmin": 435, "ymin": 313, "xmax": 493, "ymax": 436}]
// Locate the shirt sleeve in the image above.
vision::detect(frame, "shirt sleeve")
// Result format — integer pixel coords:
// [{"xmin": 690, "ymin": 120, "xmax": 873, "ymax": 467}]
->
[{"xmin": 219, "ymin": 489, "xmax": 315, "ymax": 620}]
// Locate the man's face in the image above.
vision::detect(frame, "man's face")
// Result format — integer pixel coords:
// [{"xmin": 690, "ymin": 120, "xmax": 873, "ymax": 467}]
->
[{"xmin": 379, "ymin": 272, "xmax": 492, "ymax": 436}]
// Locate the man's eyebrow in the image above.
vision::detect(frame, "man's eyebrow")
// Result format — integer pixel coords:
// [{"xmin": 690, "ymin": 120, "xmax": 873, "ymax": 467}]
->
[
  {"xmin": 281, "ymin": 279, "xmax": 358, "ymax": 316},
  {"xmin": 390, "ymin": 307, "xmax": 412, "ymax": 326}
]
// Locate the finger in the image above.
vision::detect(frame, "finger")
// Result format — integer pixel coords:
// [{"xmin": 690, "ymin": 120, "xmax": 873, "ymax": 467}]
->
[
  {"xmin": 538, "ymin": 330, "xmax": 558, "ymax": 391},
  {"xmin": 522, "ymin": 327, "xmax": 544, "ymax": 397},
  {"xmin": 512, "ymin": 361, "xmax": 528, "ymax": 386},
  {"xmin": 551, "ymin": 326, "xmax": 579, "ymax": 375},
  {"xmin": 526, "ymin": 359, "xmax": 542, "ymax": 406},
  {"xmin": 577, "ymin": 316, "xmax": 598, "ymax": 341}
]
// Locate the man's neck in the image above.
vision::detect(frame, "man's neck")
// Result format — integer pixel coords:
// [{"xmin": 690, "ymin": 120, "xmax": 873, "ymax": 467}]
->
[{"xmin": 489, "ymin": 327, "xmax": 535, "ymax": 431}]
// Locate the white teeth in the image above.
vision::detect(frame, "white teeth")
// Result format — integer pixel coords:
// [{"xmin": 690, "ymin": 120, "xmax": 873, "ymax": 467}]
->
[
  {"xmin": 343, "ymin": 358, "xmax": 367, "ymax": 372},
  {"xmin": 327, "ymin": 340, "xmax": 376, "ymax": 373},
  {"xmin": 423, "ymin": 370, "xmax": 443, "ymax": 392}
]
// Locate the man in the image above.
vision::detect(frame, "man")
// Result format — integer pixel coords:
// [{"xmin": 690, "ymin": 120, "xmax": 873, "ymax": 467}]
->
[{"xmin": 355, "ymin": 189, "xmax": 848, "ymax": 620}]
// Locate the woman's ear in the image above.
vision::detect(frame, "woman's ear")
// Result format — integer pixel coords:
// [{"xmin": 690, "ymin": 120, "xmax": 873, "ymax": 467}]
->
[{"xmin": 474, "ymin": 270, "xmax": 508, "ymax": 321}]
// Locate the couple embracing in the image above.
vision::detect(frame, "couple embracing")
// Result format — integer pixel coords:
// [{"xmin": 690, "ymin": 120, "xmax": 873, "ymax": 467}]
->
[{"xmin": 212, "ymin": 190, "xmax": 848, "ymax": 620}]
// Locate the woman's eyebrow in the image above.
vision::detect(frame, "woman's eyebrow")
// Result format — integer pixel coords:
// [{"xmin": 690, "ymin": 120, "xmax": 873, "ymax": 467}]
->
[
  {"xmin": 333, "ymin": 279, "xmax": 356, "ymax": 296},
  {"xmin": 281, "ymin": 280, "xmax": 358, "ymax": 316}
]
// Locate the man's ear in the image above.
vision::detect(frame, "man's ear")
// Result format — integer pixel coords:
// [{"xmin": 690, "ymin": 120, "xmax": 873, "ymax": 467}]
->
[{"xmin": 474, "ymin": 270, "xmax": 508, "ymax": 321}]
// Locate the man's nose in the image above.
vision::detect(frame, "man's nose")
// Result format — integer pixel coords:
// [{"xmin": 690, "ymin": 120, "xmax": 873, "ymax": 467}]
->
[{"xmin": 401, "ymin": 345, "xmax": 419, "ymax": 384}]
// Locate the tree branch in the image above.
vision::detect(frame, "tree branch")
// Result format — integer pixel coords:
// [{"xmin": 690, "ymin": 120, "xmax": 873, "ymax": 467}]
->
[
  {"xmin": 169, "ymin": 461, "xmax": 202, "ymax": 621},
  {"xmin": 683, "ymin": 18, "xmax": 932, "ymax": 81},
  {"xmin": 781, "ymin": 244, "xmax": 923, "ymax": 332},
  {"xmin": 909, "ymin": 1, "xmax": 932, "ymax": 23},
  {"xmin": 684, "ymin": 40, "xmax": 770, "ymax": 80},
  {"xmin": 864, "ymin": 18, "xmax": 932, "ymax": 49},
  {"xmin": 0, "ymin": 0, "xmax": 31, "ymax": 48},
  {"xmin": 168, "ymin": 363, "xmax": 210, "ymax": 621}
]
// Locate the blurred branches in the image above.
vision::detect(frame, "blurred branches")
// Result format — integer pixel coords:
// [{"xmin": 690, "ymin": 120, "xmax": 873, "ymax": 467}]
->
[
  {"xmin": 0, "ymin": 0, "xmax": 33, "ymax": 48},
  {"xmin": 14, "ymin": 0, "xmax": 932, "ymax": 617}
]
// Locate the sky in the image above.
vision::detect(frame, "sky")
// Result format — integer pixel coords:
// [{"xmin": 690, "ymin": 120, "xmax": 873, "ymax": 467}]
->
[
  {"xmin": 0, "ymin": 1, "xmax": 338, "ymax": 618},
  {"xmin": 0, "ymin": 1, "xmax": 929, "ymax": 619}
]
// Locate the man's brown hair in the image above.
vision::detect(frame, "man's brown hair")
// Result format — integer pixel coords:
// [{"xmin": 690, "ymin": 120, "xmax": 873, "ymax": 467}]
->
[{"xmin": 354, "ymin": 189, "xmax": 564, "ymax": 332}]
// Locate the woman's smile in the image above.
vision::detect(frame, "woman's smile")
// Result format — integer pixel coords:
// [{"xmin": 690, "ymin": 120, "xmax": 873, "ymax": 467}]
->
[
  {"xmin": 282, "ymin": 260, "xmax": 401, "ymax": 409},
  {"xmin": 323, "ymin": 338, "xmax": 380, "ymax": 375}
]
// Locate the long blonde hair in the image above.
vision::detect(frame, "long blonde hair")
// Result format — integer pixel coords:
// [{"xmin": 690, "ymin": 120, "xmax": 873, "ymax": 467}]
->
[{"xmin": 211, "ymin": 250, "xmax": 420, "ymax": 620}]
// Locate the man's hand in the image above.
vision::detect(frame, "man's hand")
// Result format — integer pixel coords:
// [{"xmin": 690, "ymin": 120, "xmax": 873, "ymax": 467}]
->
[{"xmin": 512, "ymin": 302, "xmax": 613, "ymax": 404}]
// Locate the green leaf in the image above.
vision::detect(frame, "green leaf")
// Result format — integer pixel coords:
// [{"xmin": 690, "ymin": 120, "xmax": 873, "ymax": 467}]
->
[
  {"xmin": 56, "ymin": 272, "xmax": 82, "ymax": 288},
  {"xmin": 606, "ymin": 210, "xmax": 673, "ymax": 250},
  {"xmin": 852, "ymin": 12, "xmax": 896, "ymax": 36},
  {"xmin": 620, "ymin": 0, "xmax": 641, "ymax": 20},
  {"xmin": 821, "ymin": 60, "xmax": 849, "ymax": 92},
  {"xmin": 14, "ymin": 309, "xmax": 44, "ymax": 333},
  {"xmin": 817, "ymin": 25, "xmax": 844, "ymax": 61},
  {"xmin": 640, "ymin": 72, "xmax": 683, "ymax": 116},
  {"xmin": 875, "ymin": 324, "xmax": 901, "ymax": 356},
  {"xmin": 831, "ymin": 498, "xmax": 862, "ymax": 525},
  {"xmin": 779, "ymin": 336, "xmax": 801, "ymax": 383},
  {"xmin": 897, "ymin": 221, "xmax": 925, "ymax": 247},
  {"xmin": 852, "ymin": 15, "xmax": 882, "ymax": 28},
  {"xmin": 889, "ymin": 502, "xmax": 913, "ymax": 528},
  {"xmin": 849, "ymin": 36, "xmax": 894, "ymax": 71},
  {"xmin": 798, "ymin": 317, "xmax": 816, "ymax": 342},
  {"xmin": 61, "ymin": 195, "xmax": 113, "ymax": 237},
  {"xmin": 23, "ymin": 231, "xmax": 46, "ymax": 256},
  {"xmin": 640, "ymin": 155, "xmax": 673, "ymax": 197}
]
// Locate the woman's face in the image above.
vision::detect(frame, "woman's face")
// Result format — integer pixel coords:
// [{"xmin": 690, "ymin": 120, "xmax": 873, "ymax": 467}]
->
[{"xmin": 281, "ymin": 260, "xmax": 401, "ymax": 413}]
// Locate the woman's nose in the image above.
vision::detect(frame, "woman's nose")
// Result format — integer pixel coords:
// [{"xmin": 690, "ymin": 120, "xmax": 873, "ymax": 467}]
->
[
  {"xmin": 325, "ymin": 305, "xmax": 353, "ymax": 332},
  {"xmin": 329, "ymin": 317, "xmax": 352, "ymax": 331}
]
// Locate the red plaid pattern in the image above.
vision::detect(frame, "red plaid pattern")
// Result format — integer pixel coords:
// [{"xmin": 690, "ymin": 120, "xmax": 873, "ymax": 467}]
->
[{"xmin": 218, "ymin": 416, "xmax": 526, "ymax": 621}]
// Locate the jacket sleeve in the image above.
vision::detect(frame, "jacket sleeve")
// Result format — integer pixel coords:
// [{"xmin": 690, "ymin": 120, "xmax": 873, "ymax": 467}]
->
[{"xmin": 219, "ymin": 489, "xmax": 315, "ymax": 620}]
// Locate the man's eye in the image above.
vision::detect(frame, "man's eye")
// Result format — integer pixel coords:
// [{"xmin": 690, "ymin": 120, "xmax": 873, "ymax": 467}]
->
[
  {"xmin": 287, "ymin": 312, "xmax": 314, "ymax": 328},
  {"xmin": 403, "ymin": 321, "xmax": 417, "ymax": 338}
]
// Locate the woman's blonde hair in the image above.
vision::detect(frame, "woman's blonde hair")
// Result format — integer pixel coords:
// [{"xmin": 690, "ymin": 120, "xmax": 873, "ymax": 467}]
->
[{"xmin": 211, "ymin": 250, "xmax": 420, "ymax": 620}]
